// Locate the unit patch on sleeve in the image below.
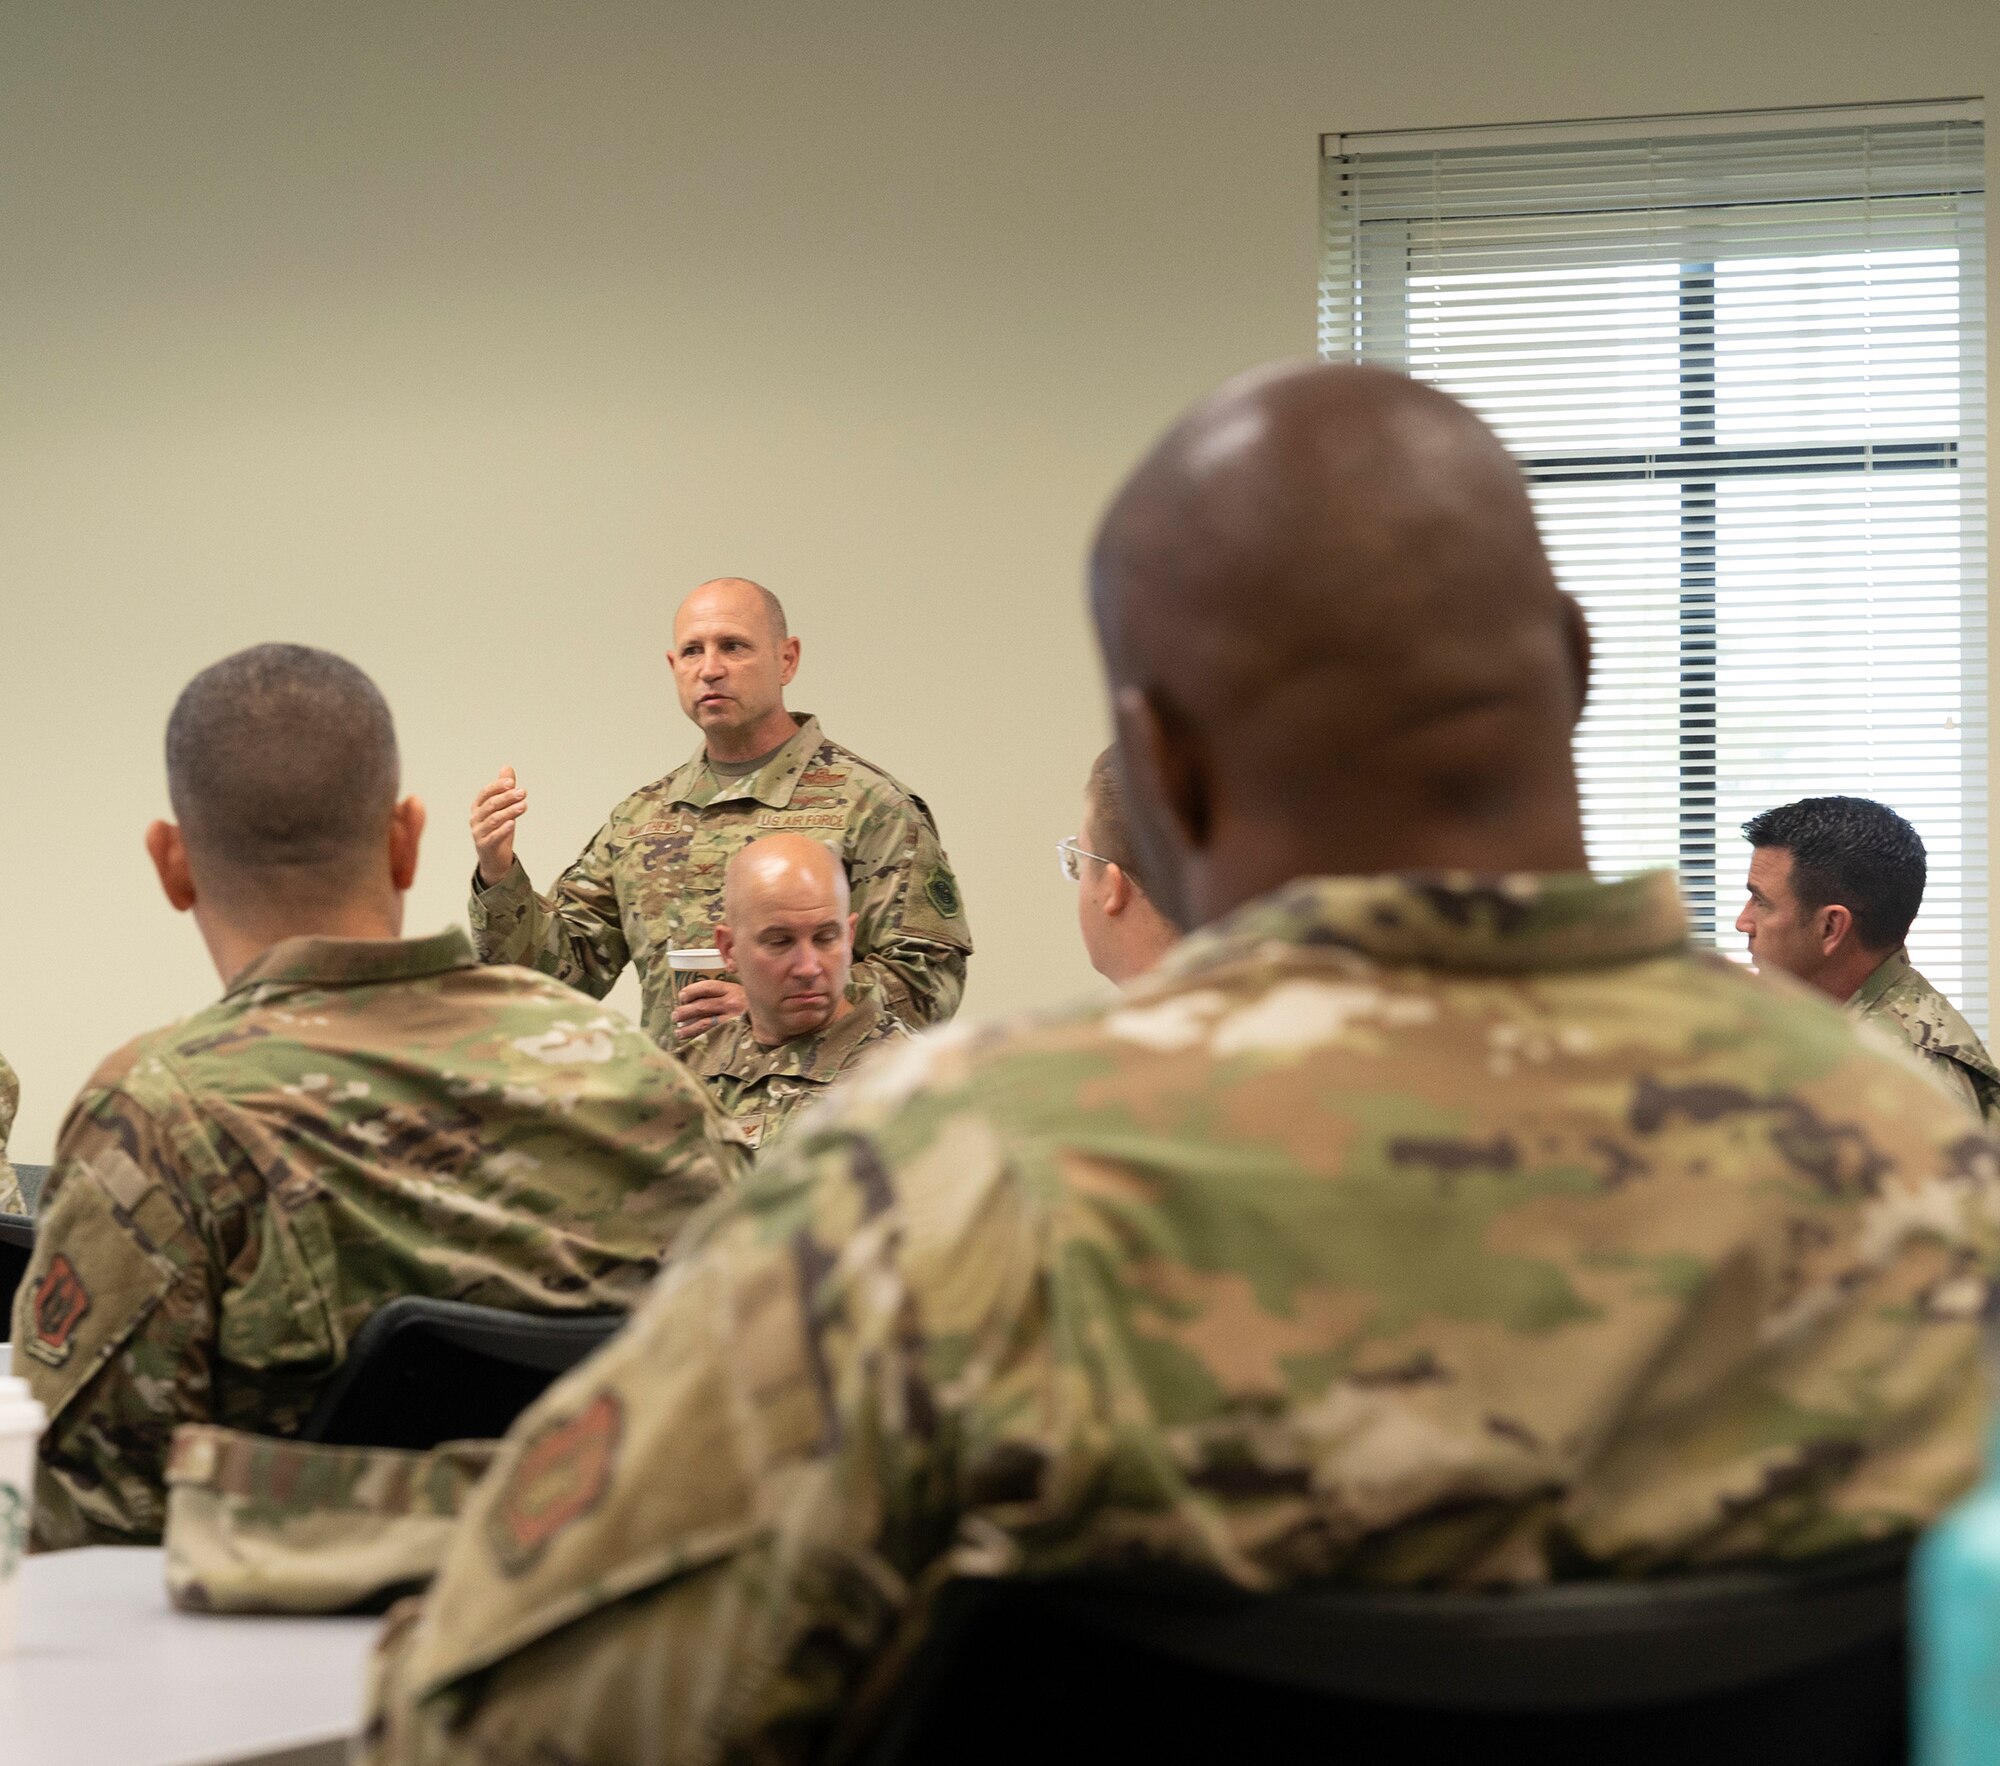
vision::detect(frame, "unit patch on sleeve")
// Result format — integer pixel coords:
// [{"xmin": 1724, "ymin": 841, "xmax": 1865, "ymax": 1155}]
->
[
  {"xmin": 24, "ymin": 1255, "xmax": 92, "ymax": 1368},
  {"xmin": 925, "ymin": 869, "xmax": 962, "ymax": 920},
  {"xmin": 485, "ymin": 1390, "xmax": 624, "ymax": 1576}
]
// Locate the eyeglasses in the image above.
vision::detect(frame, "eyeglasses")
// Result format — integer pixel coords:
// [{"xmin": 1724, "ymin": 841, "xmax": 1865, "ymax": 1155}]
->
[{"xmin": 1056, "ymin": 836, "xmax": 1114, "ymax": 883}]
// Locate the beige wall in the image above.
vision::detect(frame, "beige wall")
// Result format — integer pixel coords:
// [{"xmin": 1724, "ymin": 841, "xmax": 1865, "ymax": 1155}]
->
[{"xmin": 1, "ymin": 0, "xmax": 1994, "ymax": 1160}]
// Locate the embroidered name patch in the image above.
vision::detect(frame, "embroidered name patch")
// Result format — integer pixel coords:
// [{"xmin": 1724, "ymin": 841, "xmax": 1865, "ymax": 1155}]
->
[
  {"xmin": 485, "ymin": 1391, "xmax": 624, "ymax": 1576},
  {"xmin": 25, "ymin": 1255, "xmax": 92, "ymax": 1367}
]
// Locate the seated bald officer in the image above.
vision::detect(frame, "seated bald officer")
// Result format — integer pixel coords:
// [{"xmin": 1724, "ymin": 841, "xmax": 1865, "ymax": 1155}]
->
[
  {"xmin": 682, "ymin": 834, "xmax": 908, "ymax": 1154},
  {"xmin": 1065, "ymin": 745, "xmax": 1181, "ymax": 986},
  {"xmin": 362, "ymin": 366, "xmax": 1997, "ymax": 1765},
  {"xmin": 1738, "ymin": 795, "xmax": 2000, "ymax": 1131},
  {"xmin": 13, "ymin": 645, "xmax": 744, "ymax": 1550},
  {"xmin": 466, "ymin": 577, "xmax": 972, "ymax": 1047}
]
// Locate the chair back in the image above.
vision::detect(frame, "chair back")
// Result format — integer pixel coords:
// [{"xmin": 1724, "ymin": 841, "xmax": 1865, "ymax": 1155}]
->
[
  {"xmin": 0, "ymin": 1211, "xmax": 31, "ymax": 1330},
  {"xmin": 855, "ymin": 1544, "xmax": 1911, "ymax": 1766},
  {"xmin": 300, "ymin": 1296, "xmax": 623, "ymax": 1449},
  {"xmin": 10, "ymin": 1164, "xmax": 49, "ymax": 1214}
]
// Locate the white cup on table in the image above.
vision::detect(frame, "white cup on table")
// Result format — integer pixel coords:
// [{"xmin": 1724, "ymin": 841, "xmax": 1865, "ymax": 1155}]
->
[{"xmin": 0, "ymin": 1373, "xmax": 46, "ymax": 1656}]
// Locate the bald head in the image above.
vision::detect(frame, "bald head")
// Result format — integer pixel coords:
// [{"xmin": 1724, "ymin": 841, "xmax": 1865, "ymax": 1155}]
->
[
  {"xmin": 1090, "ymin": 362, "xmax": 1590, "ymax": 928},
  {"xmin": 724, "ymin": 834, "xmax": 848, "ymax": 923},
  {"xmin": 678, "ymin": 577, "xmax": 788, "ymax": 644},
  {"xmin": 718, "ymin": 836, "xmax": 857, "ymax": 1044}
]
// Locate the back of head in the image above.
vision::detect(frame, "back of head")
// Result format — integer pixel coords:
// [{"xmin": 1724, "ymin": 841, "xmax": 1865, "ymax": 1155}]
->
[
  {"xmin": 1090, "ymin": 361, "xmax": 1589, "ymax": 927},
  {"xmin": 166, "ymin": 644, "xmax": 399, "ymax": 906},
  {"xmin": 1742, "ymin": 796, "xmax": 1925, "ymax": 952}
]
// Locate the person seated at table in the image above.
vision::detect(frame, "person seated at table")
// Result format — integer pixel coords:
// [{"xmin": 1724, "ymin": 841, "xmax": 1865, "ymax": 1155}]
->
[
  {"xmin": 11, "ymin": 644, "xmax": 745, "ymax": 1550},
  {"xmin": 359, "ymin": 364, "xmax": 1997, "ymax": 1765},
  {"xmin": 1063, "ymin": 745, "xmax": 1182, "ymax": 985},
  {"xmin": 681, "ymin": 834, "xmax": 908, "ymax": 1154},
  {"xmin": 1737, "ymin": 794, "xmax": 2000, "ymax": 1130},
  {"xmin": 0, "ymin": 1050, "xmax": 21, "ymax": 1214}
]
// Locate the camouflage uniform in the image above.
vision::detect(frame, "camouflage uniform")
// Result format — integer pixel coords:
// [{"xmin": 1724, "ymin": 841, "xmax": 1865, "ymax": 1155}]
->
[
  {"xmin": 362, "ymin": 872, "xmax": 1999, "ymax": 1765},
  {"xmin": 0, "ymin": 1051, "xmax": 20, "ymax": 1215},
  {"xmin": 11, "ymin": 927, "xmax": 746, "ymax": 1551},
  {"xmin": 1848, "ymin": 947, "xmax": 2000, "ymax": 1132},
  {"xmin": 682, "ymin": 993, "xmax": 910, "ymax": 1155},
  {"xmin": 468, "ymin": 714, "xmax": 972, "ymax": 1044}
]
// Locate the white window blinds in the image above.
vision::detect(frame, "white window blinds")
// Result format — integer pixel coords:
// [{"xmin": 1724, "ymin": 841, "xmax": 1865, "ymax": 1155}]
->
[{"xmin": 1320, "ymin": 103, "xmax": 1989, "ymax": 1027}]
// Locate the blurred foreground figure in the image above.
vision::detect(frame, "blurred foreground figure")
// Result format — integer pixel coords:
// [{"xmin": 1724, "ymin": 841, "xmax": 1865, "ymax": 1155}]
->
[
  {"xmin": 12, "ymin": 645, "xmax": 743, "ymax": 1548},
  {"xmin": 1063, "ymin": 746, "xmax": 1181, "ymax": 985},
  {"xmin": 363, "ymin": 366, "xmax": 1996, "ymax": 1764},
  {"xmin": 683, "ymin": 834, "xmax": 908, "ymax": 1154},
  {"xmin": 1738, "ymin": 794, "xmax": 2000, "ymax": 1130}
]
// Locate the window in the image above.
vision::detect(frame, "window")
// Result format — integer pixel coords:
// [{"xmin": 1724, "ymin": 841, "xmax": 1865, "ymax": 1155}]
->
[{"xmin": 1320, "ymin": 102, "xmax": 1989, "ymax": 1025}]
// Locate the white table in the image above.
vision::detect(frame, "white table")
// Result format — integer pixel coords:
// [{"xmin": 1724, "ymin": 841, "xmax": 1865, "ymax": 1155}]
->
[{"xmin": 1, "ymin": 1546, "xmax": 378, "ymax": 1765}]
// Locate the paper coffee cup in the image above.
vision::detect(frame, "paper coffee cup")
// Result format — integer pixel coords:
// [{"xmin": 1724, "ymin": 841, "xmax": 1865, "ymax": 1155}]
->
[
  {"xmin": 667, "ymin": 948, "xmax": 726, "ymax": 973},
  {"xmin": 0, "ymin": 1374, "xmax": 46, "ymax": 1657}
]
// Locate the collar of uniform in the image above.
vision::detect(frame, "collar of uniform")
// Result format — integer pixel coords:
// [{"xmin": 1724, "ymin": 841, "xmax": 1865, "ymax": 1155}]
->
[
  {"xmin": 223, "ymin": 926, "xmax": 479, "ymax": 997},
  {"xmin": 1847, "ymin": 947, "xmax": 1913, "ymax": 1012},
  {"xmin": 665, "ymin": 713, "xmax": 824, "ymax": 811},
  {"xmin": 1148, "ymin": 869, "xmax": 1688, "ymax": 984},
  {"xmin": 708, "ymin": 992, "xmax": 887, "ymax": 1084}
]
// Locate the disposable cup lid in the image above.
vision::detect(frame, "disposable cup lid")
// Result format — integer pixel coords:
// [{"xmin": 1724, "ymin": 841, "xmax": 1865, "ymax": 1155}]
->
[
  {"xmin": 0, "ymin": 1375, "xmax": 45, "ymax": 1434},
  {"xmin": 667, "ymin": 948, "xmax": 726, "ymax": 969}
]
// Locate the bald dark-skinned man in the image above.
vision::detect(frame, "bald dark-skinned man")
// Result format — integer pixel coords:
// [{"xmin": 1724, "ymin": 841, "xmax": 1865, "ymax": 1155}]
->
[
  {"xmin": 467, "ymin": 577, "xmax": 972, "ymax": 1046},
  {"xmin": 363, "ymin": 366, "xmax": 1996, "ymax": 1765}
]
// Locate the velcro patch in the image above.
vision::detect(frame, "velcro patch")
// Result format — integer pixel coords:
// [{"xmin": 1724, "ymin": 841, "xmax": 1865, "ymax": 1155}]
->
[
  {"xmin": 484, "ymin": 1392, "xmax": 623, "ymax": 1576},
  {"xmin": 24, "ymin": 1255, "xmax": 92, "ymax": 1367}
]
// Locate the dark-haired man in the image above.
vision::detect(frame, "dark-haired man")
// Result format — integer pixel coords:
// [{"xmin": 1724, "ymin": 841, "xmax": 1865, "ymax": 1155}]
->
[
  {"xmin": 365, "ymin": 367, "xmax": 1996, "ymax": 1763},
  {"xmin": 1738, "ymin": 794, "xmax": 2000, "ymax": 1127},
  {"xmin": 1064, "ymin": 746, "xmax": 1181, "ymax": 985},
  {"xmin": 13, "ymin": 644, "xmax": 745, "ymax": 1548},
  {"xmin": 683, "ymin": 834, "xmax": 907, "ymax": 1154},
  {"xmin": 466, "ymin": 576, "xmax": 971, "ymax": 1045}
]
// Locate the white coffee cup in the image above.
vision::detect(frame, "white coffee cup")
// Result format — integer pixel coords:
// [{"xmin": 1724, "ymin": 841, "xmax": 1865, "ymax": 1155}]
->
[
  {"xmin": 667, "ymin": 948, "xmax": 726, "ymax": 973},
  {"xmin": 0, "ymin": 1373, "xmax": 46, "ymax": 1656}
]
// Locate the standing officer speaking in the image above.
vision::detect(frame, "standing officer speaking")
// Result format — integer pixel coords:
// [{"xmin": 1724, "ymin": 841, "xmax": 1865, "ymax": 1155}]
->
[{"xmin": 466, "ymin": 577, "xmax": 972, "ymax": 1044}]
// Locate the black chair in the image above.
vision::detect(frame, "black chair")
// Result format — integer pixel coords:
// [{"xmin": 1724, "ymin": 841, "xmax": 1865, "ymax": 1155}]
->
[
  {"xmin": 0, "ymin": 1212, "xmax": 32, "ymax": 1328},
  {"xmin": 300, "ymin": 1296, "xmax": 624, "ymax": 1450},
  {"xmin": 12, "ymin": 1164, "xmax": 49, "ymax": 1214},
  {"xmin": 855, "ymin": 1541, "xmax": 1912, "ymax": 1766}
]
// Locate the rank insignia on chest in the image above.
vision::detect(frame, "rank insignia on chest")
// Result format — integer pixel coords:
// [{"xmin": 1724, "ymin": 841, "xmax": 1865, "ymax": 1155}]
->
[
  {"xmin": 485, "ymin": 1391, "xmax": 624, "ymax": 1575},
  {"xmin": 24, "ymin": 1254, "xmax": 91, "ymax": 1367}
]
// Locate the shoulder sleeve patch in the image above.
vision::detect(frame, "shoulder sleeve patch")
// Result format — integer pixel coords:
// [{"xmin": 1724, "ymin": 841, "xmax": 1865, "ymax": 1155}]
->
[{"xmin": 485, "ymin": 1392, "xmax": 624, "ymax": 1576}]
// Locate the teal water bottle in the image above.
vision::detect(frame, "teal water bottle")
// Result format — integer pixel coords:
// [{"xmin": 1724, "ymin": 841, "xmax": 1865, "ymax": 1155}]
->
[{"xmin": 1916, "ymin": 1412, "xmax": 2000, "ymax": 1764}]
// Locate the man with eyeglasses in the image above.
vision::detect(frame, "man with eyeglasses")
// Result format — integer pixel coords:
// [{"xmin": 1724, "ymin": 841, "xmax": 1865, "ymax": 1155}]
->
[
  {"xmin": 682, "ymin": 834, "xmax": 909, "ymax": 1155},
  {"xmin": 465, "ymin": 576, "xmax": 973, "ymax": 1045},
  {"xmin": 365, "ymin": 364, "xmax": 1996, "ymax": 1764},
  {"xmin": 1060, "ymin": 747, "xmax": 1180, "ymax": 984}
]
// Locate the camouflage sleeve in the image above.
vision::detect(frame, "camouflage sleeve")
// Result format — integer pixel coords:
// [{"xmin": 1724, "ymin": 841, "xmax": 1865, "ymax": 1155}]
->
[
  {"xmin": 11, "ymin": 1085, "xmax": 233, "ymax": 1549},
  {"xmin": 358, "ymin": 1118, "xmax": 1033, "ymax": 1764},
  {"xmin": 845, "ymin": 791, "xmax": 972, "ymax": 1031},
  {"xmin": 0, "ymin": 1051, "xmax": 20, "ymax": 1213},
  {"xmin": 466, "ymin": 827, "xmax": 629, "ymax": 1000}
]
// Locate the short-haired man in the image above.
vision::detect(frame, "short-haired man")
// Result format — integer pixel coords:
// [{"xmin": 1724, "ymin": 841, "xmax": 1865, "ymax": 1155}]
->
[
  {"xmin": 466, "ymin": 577, "xmax": 972, "ymax": 1045},
  {"xmin": 364, "ymin": 367, "xmax": 1997, "ymax": 1763},
  {"xmin": 13, "ymin": 644, "xmax": 744, "ymax": 1549},
  {"xmin": 1738, "ymin": 794, "xmax": 2000, "ymax": 1129},
  {"xmin": 1063, "ymin": 746, "xmax": 1181, "ymax": 985},
  {"xmin": 683, "ymin": 834, "xmax": 908, "ymax": 1154}
]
